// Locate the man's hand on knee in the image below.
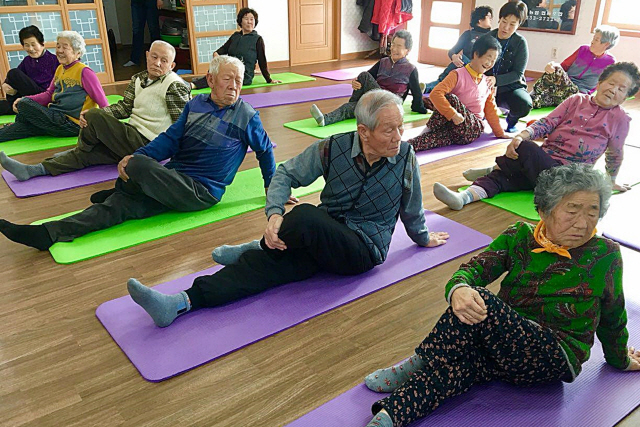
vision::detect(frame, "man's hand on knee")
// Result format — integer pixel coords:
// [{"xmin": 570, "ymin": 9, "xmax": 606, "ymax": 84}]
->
[
  {"xmin": 264, "ymin": 214, "xmax": 286, "ymax": 250},
  {"xmin": 118, "ymin": 155, "xmax": 133, "ymax": 182},
  {"xmin": 78, "ymin": 109, "xmax": 91, "ymax": 128}
]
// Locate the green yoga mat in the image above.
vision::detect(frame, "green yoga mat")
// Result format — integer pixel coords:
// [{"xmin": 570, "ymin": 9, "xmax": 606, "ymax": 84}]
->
[
  {"xmin": 192, "ymin": 73, "xmax": 315, "ymax": 95},
  {"xmin": 33, "ymin": 166, "xmax": 326, "ymax": 264},
  {"xmin": 519, "ymin": 106, "xmax": 555, "ymax": 123},
  {"xmin": 459, "ymin": 180, "xmax": 640, "ymax": 221},
  {"xmin": 0, "ymin": 95, "xmax": 124, "ymax": 156},
  {"xmin": 284, "ymin": 103, "xmax": 430, "ymax": 139}
]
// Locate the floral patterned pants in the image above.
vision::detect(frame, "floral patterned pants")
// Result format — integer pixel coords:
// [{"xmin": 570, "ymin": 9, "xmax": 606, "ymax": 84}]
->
[
  {"xmin": 530, "ymin": 68, "xmax": 580, "ymax": 109},
  {"xmin": 408, "ymin": 94, "xmax": 483, "ymax": 152},
  {"xmin": 373, "ymin": 288, "xmax": 571, "ymax": 427}
]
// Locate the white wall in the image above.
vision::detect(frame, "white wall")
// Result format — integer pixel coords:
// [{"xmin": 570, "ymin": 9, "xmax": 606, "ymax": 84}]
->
[
  {"xmin": 483, "ymin": 0, "xmax": 640, "ymax": 72},
  {"xmin": 248, "ymin": 0, "xmax": 290, "ymax": 62}
]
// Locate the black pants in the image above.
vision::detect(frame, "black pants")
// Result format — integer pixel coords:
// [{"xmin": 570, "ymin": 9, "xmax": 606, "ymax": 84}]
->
[
  {"xmin": 474, "ymin": 140, "xmax": 562, "ymax": 198},
  {"xmin": 44, "ymin": 155, "xmax": 218, "ymax": 243},
  {"xmin": 374, "ymin": 288, "xmax": 570, "ymax": 427},
  {"xmin": 186, "ymin": 204, "xmax": 376, "ymax": 309},
  {"xmin": 0, "ymin": 68, "xmax": 45, "ymax": 115},
  {"xmin": 42, "ymin": 108, "xmax": 149, "ymax": 175},
  {"xmin": 496, "ymin": 87, "xmax": 533, "ymax": 125}
]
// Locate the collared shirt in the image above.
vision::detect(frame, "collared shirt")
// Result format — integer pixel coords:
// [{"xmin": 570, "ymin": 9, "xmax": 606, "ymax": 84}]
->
[
  {"xmin": 102, "ymin": 70, "xmax": 190, "ymax": 122},
  {"xmin": 265, "ymin": 131, "xmax": 431, "ymax": 264}
]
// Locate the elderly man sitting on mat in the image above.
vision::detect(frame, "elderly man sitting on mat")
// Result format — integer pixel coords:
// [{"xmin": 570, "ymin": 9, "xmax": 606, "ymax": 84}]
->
[
  {"xmin": 0, "ymin": 40, "xmax": 191, "ymax": 181},
  {"xmin": 0, "ymin": 55, "xmax": 276, "ymax": 251},
  {"xmin": 126, "ymin": 89, "xmax": 449, "ymax": 328},
  {"xmin": 363, "ymin": 163, "xmax": 640, "ymax": 427}
]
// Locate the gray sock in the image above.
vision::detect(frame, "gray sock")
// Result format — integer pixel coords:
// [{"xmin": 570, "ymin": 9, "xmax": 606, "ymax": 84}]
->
[
  {"xmin": 127, "ymin": 278, "xmax": 191, "ymax": 327},
  {"xmin": 212, "ymin": 239, "xmax": 261, "ymax": 265},
  {"xmin": 366, "ymin": 411, "xmax": 393, "ymax": 427},
  {"xmin": 433, "ymin": 182, "xmax": 467, "ymax": 210},
  {"xmin": 463, "ymin": 166, "xmax": 494, "ymax": 182},
  {"xmin": 52, "ymin": 148, "xmax": 74, "ymax": 158},
  {"xmin": 365, "ymin": 353, "xmax": 425, "ymax": 393},
  {"xmin": 310, "ymin": 104, "xmax": 325, "ymax": 127},
  {"xmin": 0, "ymin": 151, "xmax": 48, "ymax": 181}
]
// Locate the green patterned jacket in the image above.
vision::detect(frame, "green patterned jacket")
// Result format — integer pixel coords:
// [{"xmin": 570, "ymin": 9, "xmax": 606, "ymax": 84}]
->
[{"xmin": 445, "ymin": 221, "xmax": 629, "ymax": 380}]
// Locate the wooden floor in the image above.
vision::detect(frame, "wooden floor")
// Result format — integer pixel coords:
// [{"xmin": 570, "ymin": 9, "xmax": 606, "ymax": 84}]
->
[{"xmin": 1, "ymin": 59, "xmax": 639, "ymax": 426}]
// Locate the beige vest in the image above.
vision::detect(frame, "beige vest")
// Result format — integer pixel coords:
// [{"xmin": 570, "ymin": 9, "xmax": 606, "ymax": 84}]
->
[{"xmin": 128, "ymin": 72, "xmax": 186, "ymax": 141}]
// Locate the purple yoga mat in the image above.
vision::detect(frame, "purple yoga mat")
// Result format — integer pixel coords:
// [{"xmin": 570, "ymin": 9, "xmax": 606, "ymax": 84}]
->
[
  {"xmin": 241, "ymin": 84, "xmax": 352, "ymax": 108},
  {"xmin": 402, "ymin": 126, "xmax": 510, "ymax": 166},
  {"xmin": 96, "ymin": 211, "xmax": 491, "ymax": 381},
  {"xmin": 287, "ymin": 248, "xmax": 640, "ymax": 427},
  {"xmin": 312, "ymin": 64, "xmax": 434, "ymax": 81},
  {"xmin": 2, "ymin": 146, "xmax": 275, "ymax": 197},
  {"xmin": 2, "ymin": 165, "xmax": 120, "ymax": 198}
]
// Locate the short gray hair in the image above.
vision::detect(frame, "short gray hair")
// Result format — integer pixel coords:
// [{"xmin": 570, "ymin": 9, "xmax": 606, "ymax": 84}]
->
[
  {"xmin": 208, "ymin": 55, "xmax": 245, "ymax": 79},
  {"xmin": 534, "ymin": 163, "xmax": 612, "ymax": 219},
  {"xmin": 57, "ymin": 30, "xmax": 86, "ymax": 57},
  {"xmin": 595, "ymin": 25, "xmax": 620, "ymax": 50},
  {"xmin": 393, "ymin": 29, "xmax": 413, "ymax": 50},
  {"xmin": 150, "ymin": 40, "xmax": 177, "ymax": 61},
  {"xmin": 355, "ymin": 89, "xmax": 403, "ymax": 130}
]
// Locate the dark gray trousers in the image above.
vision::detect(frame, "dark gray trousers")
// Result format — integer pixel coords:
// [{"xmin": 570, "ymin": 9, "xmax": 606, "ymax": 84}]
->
[
  {"xmin": 42, "ymin": 108, "xmax": 149, "ymax": 175},
  {"xmin": 44, "ymin": 155, "xmax": 218, "ymax": 243},
  {"xmin": 324, "ymin": 72, "xmax": 381, "ymax": 125},
  {"xmin": 0, "ymin": 98, "xmax": 79, "ymax": 143}
]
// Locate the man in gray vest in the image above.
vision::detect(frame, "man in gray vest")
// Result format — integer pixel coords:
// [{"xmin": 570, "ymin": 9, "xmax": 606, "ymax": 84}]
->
[
  {"xmin": 0, "ymin": 40, "xmax": 191, "ymax": 181},
  {"xmin": 126, "ymin": 89, "xmax": 451, "ymax": 328}
]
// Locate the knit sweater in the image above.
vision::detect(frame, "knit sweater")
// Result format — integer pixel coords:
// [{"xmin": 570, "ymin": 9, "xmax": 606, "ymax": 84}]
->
[
  {"xmin": 430, "ymin": 65, "xmax": 504, "ymax": 137},
  {"xmin": 445, "ymin": 221, "xmax": 629, "ymax": 380},
  {"xmin": 368, "ymin": 57, "xmax": 427, "ymax": 114},
  {"xmin": 561, "ymin": 45, "xmax": 616, "ymax": 94},
  {"xmin": 265, "ymin": 131, "xmax": 431, "ymax": 264},
  {"xmin": 16, "ymin": 50, "xmax": 58, "ymax": 90},
  {"xmin": 28, "ymin": 61, "xmax": 108, "ymax": 123},
  {"xmin": 134, "ymin": 94, "xmax": 276, "ymax": 200},
  {"xmin": 526, "ymin": 93, "xmax": 630, "ymax": 179}
]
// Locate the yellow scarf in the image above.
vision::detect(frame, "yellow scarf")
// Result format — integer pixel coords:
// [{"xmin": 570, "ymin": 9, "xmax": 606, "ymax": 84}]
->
[{"xmin": 532, "ymin": 221, "xmax": 597, "ymax": 259}]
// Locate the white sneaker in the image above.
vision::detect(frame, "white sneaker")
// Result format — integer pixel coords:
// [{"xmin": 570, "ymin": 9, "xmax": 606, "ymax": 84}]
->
[{"xmin": 123, "ymin": 61, "xmax": 137, "ymax": 67}]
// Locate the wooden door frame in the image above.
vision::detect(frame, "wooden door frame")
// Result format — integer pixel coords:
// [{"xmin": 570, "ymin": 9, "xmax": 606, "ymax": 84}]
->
[
  {"xmin": 287, "ymin": 0, "xmax": 341, "ymax": 66},
  {"xmin": 418, "ymin": 0, "xmax": 475, "ymax": 66}
]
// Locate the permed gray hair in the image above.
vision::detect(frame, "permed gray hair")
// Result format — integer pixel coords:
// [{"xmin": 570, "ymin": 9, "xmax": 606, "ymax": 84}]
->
[
  {"xmin": 208, "ymin": 55, "xmax": 245, "ymax": 79},
  {"xmin": 57, "ymin": 30, "xmax": 86, "ymax": 57},
  {"xmin": 534, "ymin": 163, "xmax": 612, "ymax": 219},
  {"xmin": 354, "ymin": 89, "xmax": 404, "ymax": 130},
  {"xmin": 392, "ymin": 29, "xmax": 413, "ymax": 50},
  {"xmin": 595, "ymin": 25, "xmax": 620, "ymax": 50},
  {"xmin": 150, "ymin": 40, "xmax": 177, "ymax": 61}
]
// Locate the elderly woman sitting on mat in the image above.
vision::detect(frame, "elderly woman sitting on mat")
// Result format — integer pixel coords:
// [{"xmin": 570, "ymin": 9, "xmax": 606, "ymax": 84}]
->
[
  {"xmin": 0, "ymin": 30, "xmax": 108, "ymax": 143},
  {"xmin": 363, "ymin": 163, "xmax": 640, "ymax": 427},
  {"xmin": 433, "ymin": 61, "xmax": 640, "ymax": 211},
  {"xmin": 310, "ymin": 30, "xmax": 427, "ymax": 127},
  {"xmin": 530, "ymin": 25, "xmax": 619, "ymax": 109}
]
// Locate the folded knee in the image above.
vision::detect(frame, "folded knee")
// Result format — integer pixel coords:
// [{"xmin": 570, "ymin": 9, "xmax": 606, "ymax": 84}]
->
[{"xmin": 125, "ymin": 154, "xmax": 153, "ymax": 179}]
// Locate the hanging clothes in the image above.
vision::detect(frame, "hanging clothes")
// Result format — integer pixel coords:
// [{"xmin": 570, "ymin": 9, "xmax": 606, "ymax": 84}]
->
[
  {"xmin": 357, "ymin": 0, "xmax": 380, "ymax": 41},
  {"xmin": 371, "ymin": 0, "xmax": 413, "ymax": 35}
]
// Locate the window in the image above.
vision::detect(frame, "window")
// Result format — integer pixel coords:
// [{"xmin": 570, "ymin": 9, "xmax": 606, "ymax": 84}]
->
[{"xmin": 594, "ymin": 0, "xmax": 640, "ymax": 37}]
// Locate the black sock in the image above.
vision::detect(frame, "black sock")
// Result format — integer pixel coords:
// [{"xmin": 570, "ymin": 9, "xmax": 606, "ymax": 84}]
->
[
  {"xmin": 0, "ymin": 220, "xmax": 53, "ymax": 250},
  {"xmin": 90, "ymin": 188, "xmax": 116, "ymax": 204}
]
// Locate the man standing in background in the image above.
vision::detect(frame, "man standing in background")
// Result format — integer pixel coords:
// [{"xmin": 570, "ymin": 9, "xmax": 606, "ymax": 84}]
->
[{"xmin": 124, "ymin": 0, "xmax": 163, "ymax": 67}]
